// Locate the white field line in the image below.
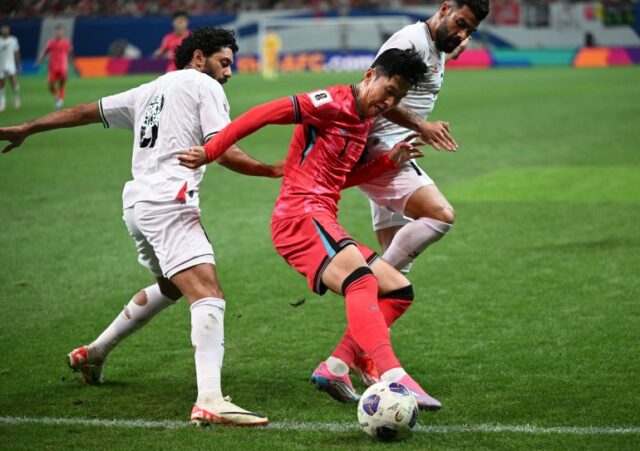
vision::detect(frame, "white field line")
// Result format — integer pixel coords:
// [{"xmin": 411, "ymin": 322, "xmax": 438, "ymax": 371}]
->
[{"xmin": 1, "ymin": 416, "xmax": 639, "ymax": 435}]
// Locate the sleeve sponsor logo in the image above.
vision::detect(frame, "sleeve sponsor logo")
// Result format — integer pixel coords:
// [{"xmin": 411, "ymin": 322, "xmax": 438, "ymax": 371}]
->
[{"xmin": 308, "ymin": 90, "xmax": 333, "ymax": 107}]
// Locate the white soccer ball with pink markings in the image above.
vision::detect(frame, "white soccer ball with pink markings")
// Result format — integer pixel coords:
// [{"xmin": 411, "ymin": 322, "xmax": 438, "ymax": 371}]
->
[{"xmin": 357, "ymin": 381, "xmax": 419, "ymax": 441}]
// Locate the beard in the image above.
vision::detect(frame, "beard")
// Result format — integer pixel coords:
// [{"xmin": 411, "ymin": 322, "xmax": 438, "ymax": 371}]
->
[
  {"xmin": 434, "ymin": 21, "xmax": 462, "ymax": 53},
  {"xmin": 202, "ymin": 60, "xmax": 228, "ymax": 85}
]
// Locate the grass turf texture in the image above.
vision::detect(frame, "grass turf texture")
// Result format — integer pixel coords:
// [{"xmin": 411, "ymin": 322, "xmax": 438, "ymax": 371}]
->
[{"xmin": 0, "ymin": 67, "xmax": 639, "ymax": 449}]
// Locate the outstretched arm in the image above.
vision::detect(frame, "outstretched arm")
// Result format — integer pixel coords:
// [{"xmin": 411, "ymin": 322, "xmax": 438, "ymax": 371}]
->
[
  {"xmin": 178, "ymin": 96, "xmax": 294, "ymax": 169},
  {"xmin": 343, "ymin": 135, "xmax": 425, "ymax": 189},
  {"xmin": 216, "ymin": 144, "xmax": 284, "ymax": 178},
  {"xmin": 35, "ymin": 46, "xmax": 49, "ymax": 66},
  {"xmin": 0, "ymin": 102, "xmax": 101, "ymax": 153},
  {"xmin": 383, "ymin": 105, "xmax": 458, "ymax": 152}
]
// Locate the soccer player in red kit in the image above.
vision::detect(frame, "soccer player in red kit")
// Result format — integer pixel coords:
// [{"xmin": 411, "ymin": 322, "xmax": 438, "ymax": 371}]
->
[
  {"xmin": 36, "ymin": 25, "xmax": 72, "ymax": 109},
  {"xmin": 153, "ymin": 11, "xmax": 190, "ymax": 72},
  {"xmin": 178, "ymin": 48, "xmax": 442, "ymax": 410}
]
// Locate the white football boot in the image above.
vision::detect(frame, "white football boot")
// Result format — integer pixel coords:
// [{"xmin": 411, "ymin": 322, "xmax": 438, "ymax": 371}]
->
[
  {"xmin": 191, "ymin": 396, "xmax": 268, "ymax": 427},
  {"xmin": 67, "ymin": 345, "xmax": 104, "ymax": 384}
]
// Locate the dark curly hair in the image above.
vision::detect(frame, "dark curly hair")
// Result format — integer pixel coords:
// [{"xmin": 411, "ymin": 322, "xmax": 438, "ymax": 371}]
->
[
  {"xmin": 370, "ymin": 47, "xmax": 428, "ymax": 89},
  {"xmin": 174, "ymin": 27, "xmax": 239, "ymax": 70},
  {"xmin": 453, "ymin": 0, "xmax": 490, "ymax": 22}
]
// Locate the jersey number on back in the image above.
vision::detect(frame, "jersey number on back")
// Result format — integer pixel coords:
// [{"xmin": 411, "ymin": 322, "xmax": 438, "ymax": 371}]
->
[{"xmin": 140, "ymin": 94, "xmax": 164, "ymax": 149}]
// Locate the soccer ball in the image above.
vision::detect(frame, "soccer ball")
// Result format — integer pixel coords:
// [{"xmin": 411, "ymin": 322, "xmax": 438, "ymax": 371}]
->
[{"xmin": 357, "ymin": 381, "xmax": 419, "ymax": 441}]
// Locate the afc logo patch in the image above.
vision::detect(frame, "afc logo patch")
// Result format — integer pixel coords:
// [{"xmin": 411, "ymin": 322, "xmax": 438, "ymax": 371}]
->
[{"xmin": 308, "ymin": 90, "xmax": 333, "ymax": 107}]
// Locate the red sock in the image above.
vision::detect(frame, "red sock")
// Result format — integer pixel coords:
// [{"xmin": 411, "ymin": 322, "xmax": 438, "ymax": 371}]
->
[
  {"xmin": 344, "ymin": 272, "xmax": 400, "ymax": 374},
  {"xmin": 330, "ymin": 327, "xmax": 360, "ymax": 367},
  {"xmin": 378, "ymin": 297, "xmax": 413, "ymax": 327},
  {"xmin": 58, "ymin": 85, "xmax": 65, "ymax": 100}
]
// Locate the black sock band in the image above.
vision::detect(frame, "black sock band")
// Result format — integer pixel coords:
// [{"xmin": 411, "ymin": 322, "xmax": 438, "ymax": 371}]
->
[
  {"xmin": 341, "ymin": 267, "xmax": 374, "ymax": 295},
  {"xmin": 381, "ymin": 285, "xmax": 414, "ymax": 301}
]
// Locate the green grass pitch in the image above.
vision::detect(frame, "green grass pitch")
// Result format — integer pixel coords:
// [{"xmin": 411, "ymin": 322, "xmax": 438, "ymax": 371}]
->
[{"xmin": 0, "ymin": 67, "xmax": 639, "ymax": 449}]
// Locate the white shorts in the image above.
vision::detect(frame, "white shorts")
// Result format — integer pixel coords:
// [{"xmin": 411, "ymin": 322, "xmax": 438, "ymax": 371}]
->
[
  {"xmin": 358, "ymin": 137, "xmax": 434, "ymax": 231},
  {"xmin": 0, "ymin": 63, "xmax": 16, "ymax": 79},
  {"xmin": 123, "ymin": 197, "xmax": 215, "ymax": 279}
]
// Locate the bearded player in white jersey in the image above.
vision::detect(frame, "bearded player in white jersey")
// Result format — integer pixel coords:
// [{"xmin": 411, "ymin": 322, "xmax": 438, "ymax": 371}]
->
[
  {"xmin": 333, "ymin": 0, "xmax": 490, "ymax": 393},
  {"xmin": 0, "ymin": 27, "xmax": 282, "ymax": 426}
]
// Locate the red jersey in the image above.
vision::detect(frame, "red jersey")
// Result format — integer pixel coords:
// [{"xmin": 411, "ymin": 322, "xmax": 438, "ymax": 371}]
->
[
  {"xmin": 273, "ymin": 85, "xmax": 372, "ymax": 220},
  {"xmin": 159, "ymin": 31, "xmax": 188, "ymax": 72},
  {"xmin": 203, "ymin": 84, "xmax": 398, "ymax": 219},
  {"xmin": 45, "ymin": 38, "xmax": 72, "ymax": 71}
]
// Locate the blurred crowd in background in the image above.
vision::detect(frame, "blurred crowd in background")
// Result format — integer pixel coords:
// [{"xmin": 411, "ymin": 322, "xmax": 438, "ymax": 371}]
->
[{"xmin": 1, "ymin": 0, "xmax": 638, "ymax": 28}]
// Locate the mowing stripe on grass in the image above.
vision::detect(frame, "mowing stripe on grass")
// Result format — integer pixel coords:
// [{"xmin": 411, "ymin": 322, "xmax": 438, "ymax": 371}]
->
[{"xmin": 1, "ymin": 416, "xmax": 639, "ymax": 435}]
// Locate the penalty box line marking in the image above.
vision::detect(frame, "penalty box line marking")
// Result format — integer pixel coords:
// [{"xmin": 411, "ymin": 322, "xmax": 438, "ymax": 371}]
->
[{"xmin": 0, "ymin": 416, "xmax": 639, "ymax": 435}]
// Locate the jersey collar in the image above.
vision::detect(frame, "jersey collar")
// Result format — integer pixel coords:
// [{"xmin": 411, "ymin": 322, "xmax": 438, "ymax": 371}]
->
[{"xmin": 351, "ymin": 84, "xmax": 366, "ymax": 121}]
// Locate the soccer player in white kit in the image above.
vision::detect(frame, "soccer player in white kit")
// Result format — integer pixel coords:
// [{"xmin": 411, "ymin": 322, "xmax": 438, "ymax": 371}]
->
[
  {"xmin": 0, "ymin": 24, "xmax": 21, "ymax": 111},
  {"xmin": 347, "ymin": 0, "xmax": 490, "ymax": 389},
  {"xmin": 0, "ymin": 27, "xmax": 281, "ymax": 426}
]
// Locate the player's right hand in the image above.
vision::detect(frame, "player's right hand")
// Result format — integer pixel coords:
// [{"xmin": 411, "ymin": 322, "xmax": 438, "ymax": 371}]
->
[
  {"xmin": 389, "ymin": 134, "xmax": 425, "ymax": 166},
  {"xmin": 269, "ymin": 160, "xmax": 285, "ymax": 178},
  {"xmin": 0, "ymin": 126, "xmax": 27, "ymax": 153},
  {"xmin": 178, "ymin": 146, "xmax": 208, "ymax": 169}
]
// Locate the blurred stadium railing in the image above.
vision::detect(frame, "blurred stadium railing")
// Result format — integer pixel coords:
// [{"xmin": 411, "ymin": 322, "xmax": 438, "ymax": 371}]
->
[{"xmin": 3, "ymin": 1, "xmax": 639, "ymax": 76}]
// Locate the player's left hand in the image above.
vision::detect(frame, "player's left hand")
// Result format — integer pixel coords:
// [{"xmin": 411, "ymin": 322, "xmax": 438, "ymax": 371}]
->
[
  {"xmin": 178, "ymin": 146, "xmax": 208, "ymax": 169},
  {"xmin": 388, "ymin": 134, "xmax": 425, "ymax": 166},
  {"xmin": 419, "ymin": 121, "xmax": 458, "ymax": 152},
  {"xmin": 0, "ymin": 126, "xmax": 27, "ymax": 153}
]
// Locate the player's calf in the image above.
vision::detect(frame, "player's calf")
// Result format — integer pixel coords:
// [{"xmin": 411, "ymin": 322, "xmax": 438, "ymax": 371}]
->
[{"xmin": 380, "ymin": 218, "xmax": 452, "ymax": 272}]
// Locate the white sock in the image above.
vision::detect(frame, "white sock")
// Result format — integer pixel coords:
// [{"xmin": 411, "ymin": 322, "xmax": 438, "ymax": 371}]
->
[
  {"xmin": 191, "ymin": 297, "xmax": 225, "ymax": 403},
  {"xmin": 381, "ymin": 367, "xmax": 407, "ymax": 382},
  {"xmin": 12, "ymin": 84, "xmax": 19, "ymax": 96},
  {"xmin": 89, "ymin": 284, "xmax": 177, "ymax": 360},
  {"xmin": 381, "ymin": 218, "xmax": 452, "ymax": 272},
  {"xmin": 326, "ymin": 356, "xmax": 349, "ymax": 376},
  {"xmin": 0, "ymin": 91, "xmax": 5, "ymax": 109}
]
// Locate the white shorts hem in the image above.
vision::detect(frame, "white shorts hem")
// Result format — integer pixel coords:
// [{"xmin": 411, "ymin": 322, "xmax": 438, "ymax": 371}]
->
[{"xmin": 165, "ymin": 254, "xmax": 215, "ymax": 279}]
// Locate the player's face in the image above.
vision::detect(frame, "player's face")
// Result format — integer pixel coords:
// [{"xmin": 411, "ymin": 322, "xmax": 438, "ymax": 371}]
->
[
  {"xmin": 361, "ymin": 70, "xmax": 411, "ymax": 118},
  {"xmin": 1, "ymin": 26, "xmax": 9, "ymax": 37},
  {"xmin": 173, "ymin": 17, "xmax": 188, "ymax": 34},
  {"xmin": 54, "ymin": 27, "xmax": 64, "ymax": 39},
  {"xmin": 203, "ymin": 47, "xmax": 234, "ymax": 85},
  {"xmin": 435, "ymin": 3, "xmax": 479, "ymax": 53}
]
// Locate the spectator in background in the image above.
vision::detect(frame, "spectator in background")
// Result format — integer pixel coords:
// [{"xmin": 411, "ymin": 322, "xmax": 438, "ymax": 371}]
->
[{"xmin": 153, "ymin": 11, "xmax": 189, "ymax": 72}]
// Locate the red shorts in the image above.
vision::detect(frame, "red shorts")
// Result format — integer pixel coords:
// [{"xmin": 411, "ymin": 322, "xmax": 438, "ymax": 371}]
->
[
  {"xmin": 48, "ymin": 68, "xmax": 67, "ymax": 83},
  {"xmin": 271, "ymin": 213, "xmax": 378, "ymax": 295}
]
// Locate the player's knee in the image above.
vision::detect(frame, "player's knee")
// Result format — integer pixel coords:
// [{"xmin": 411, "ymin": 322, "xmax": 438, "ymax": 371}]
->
[
  {"xmin": 426, "ymin": 204, "xmax": 455, "ymax": 225},
  {"xmin": 341, "ymin": 266, "xmax": 376, "ymax": 295},
  {"xmin": 209, "ymin": 285, "xmax": 224, "ymax": 300},
  {"xmin": 382, "ymin": 284, "xmax": 414, "ymax": 302},
  {"xmin": 195, "ymin": 278, "xmax": 224, "ymax": 301},
  {"xmin": 133, "ymin": 290, "xmax": 148, "ymax": 306},
  {"xmin": 157, "ymin": 278, "xmax": 182, "ymax": 301}
]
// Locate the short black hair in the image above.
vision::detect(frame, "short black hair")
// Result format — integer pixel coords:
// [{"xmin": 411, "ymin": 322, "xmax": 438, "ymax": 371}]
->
[
  {"xmin": 174, "ymin": 27, "xmax": 239, "ymax": 70},
  {"xmin": 453, "ymin": 0, "xmax": 490, "ymax": 22},
  {"xmin": 55, "ymin": 24, "xmax": 64, "ymax": 30},
  {"xmin": 173, "ymin": 11, "xmax": 188, "ymax": 19},
  {"xmin": 370, "ymin": 47, "xmax": 427, "ymax": 89}
]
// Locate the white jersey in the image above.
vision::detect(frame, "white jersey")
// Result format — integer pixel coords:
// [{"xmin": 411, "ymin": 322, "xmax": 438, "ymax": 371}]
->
[
  {"xmin": 369, "ymin": 21, "xmax": 445, "ymax": 143},
  {"xmin": 0, "ymin": 35, "xmax": 19, "ymax": 74},
  {"xmin": 99, "ymin": 69, "xmax": 230, "ymax": 209}
]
